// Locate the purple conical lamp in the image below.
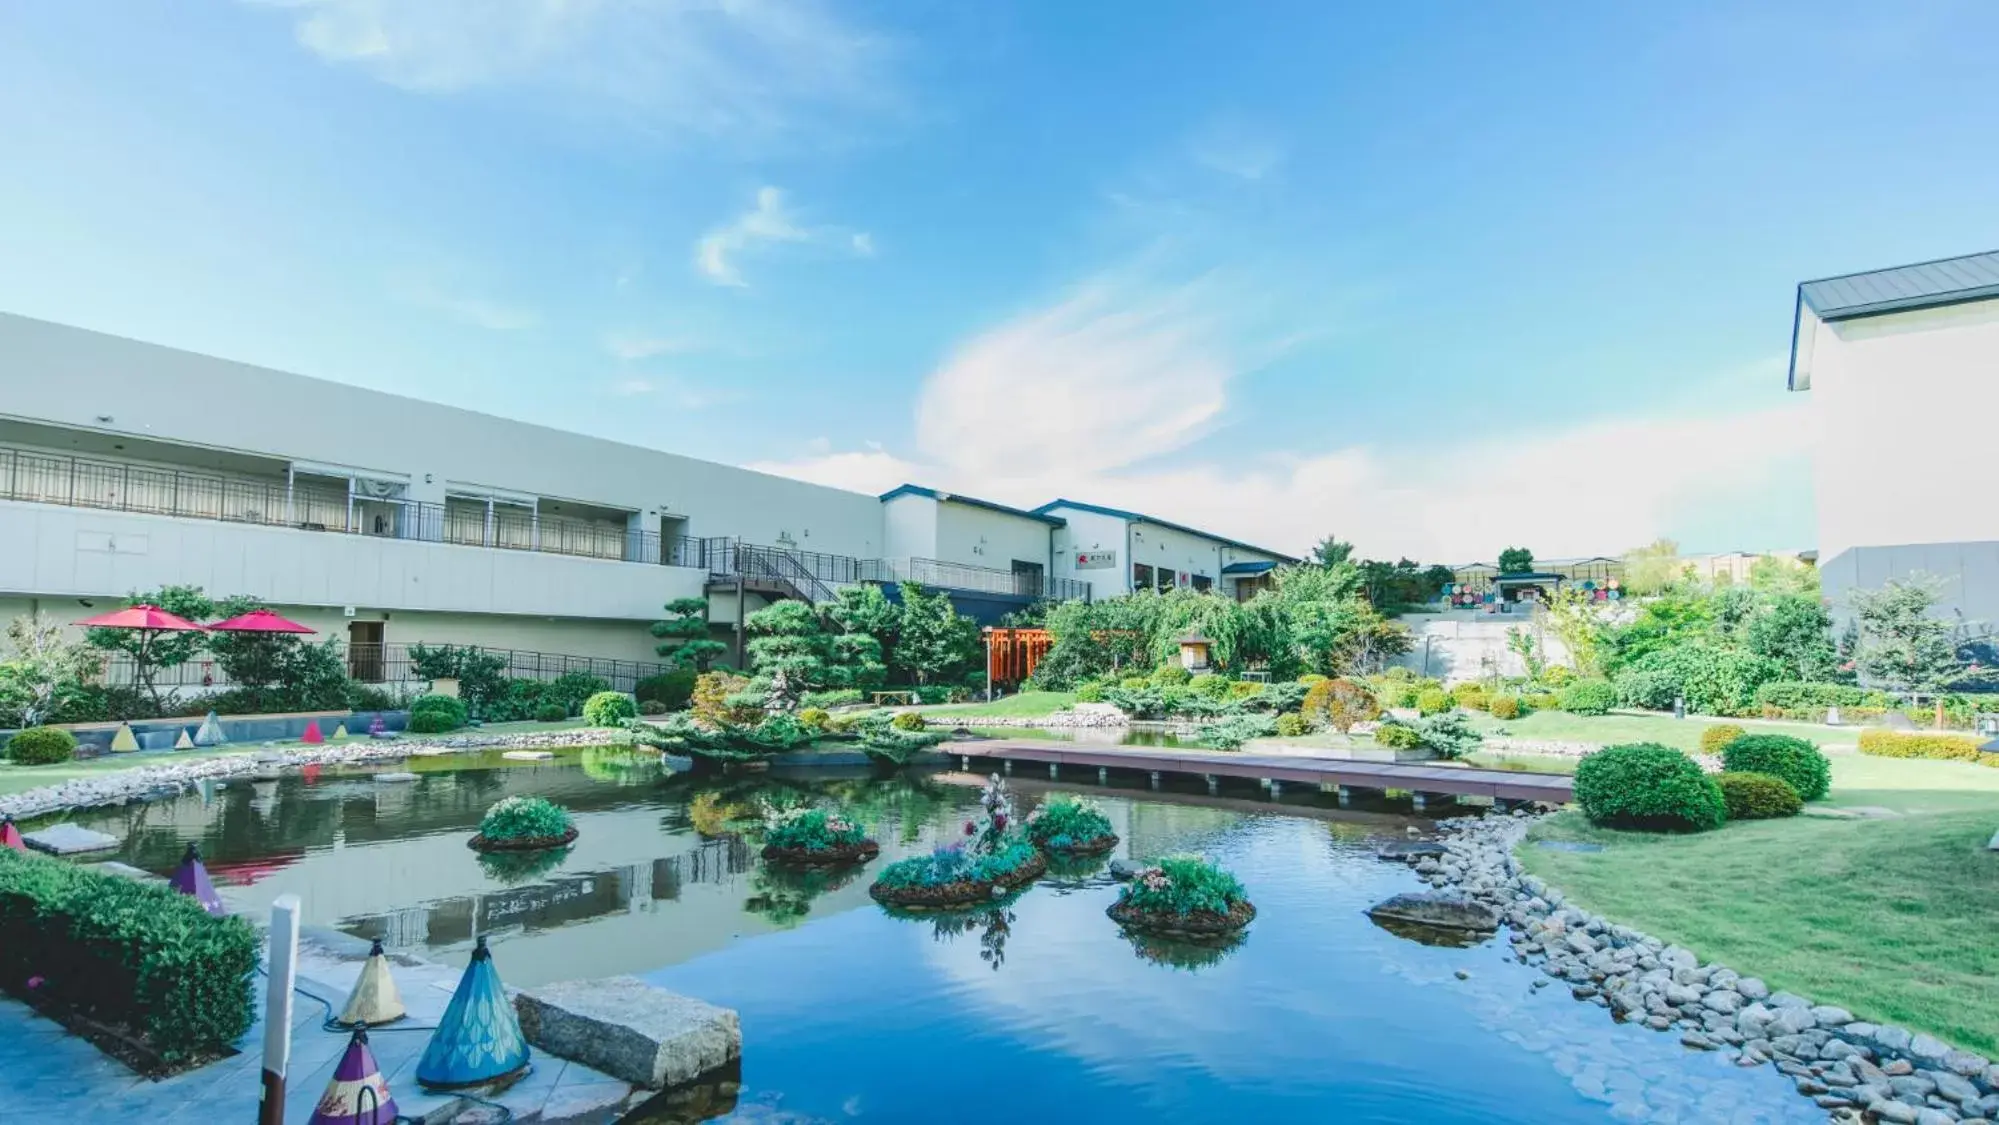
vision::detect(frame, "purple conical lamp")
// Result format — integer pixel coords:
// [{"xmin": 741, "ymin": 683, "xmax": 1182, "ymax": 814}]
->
[
  {"xmin": 168, "ymin": 842, "xmax": 226, "ymax": 916},
  {"xmin": 307, "ymin": 1024, "xmax": 398, "ymax": 1125}
]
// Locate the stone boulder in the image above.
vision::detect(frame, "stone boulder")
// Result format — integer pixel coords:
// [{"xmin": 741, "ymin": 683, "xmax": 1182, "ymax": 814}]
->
[
  {"xmin": 516, "ymin": 977, "xmax": 740, "ymax": 1089},
  {"xmin": 1365, "ymin": 892, "xmax": 1500, "ymax": 932},
  {"xmin": 1376, "ymin": 840, "xmax": 1449, "ymax": 861}
]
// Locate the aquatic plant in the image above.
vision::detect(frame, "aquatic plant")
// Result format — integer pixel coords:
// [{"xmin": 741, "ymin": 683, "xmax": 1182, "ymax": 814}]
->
[
  {"xmin": 477, "ymin": 796, "xmax": 573, "ymax": 842},
  {"xmin": 1026, "ymin": 794, "xmax": 1116, "ymax": 851}
]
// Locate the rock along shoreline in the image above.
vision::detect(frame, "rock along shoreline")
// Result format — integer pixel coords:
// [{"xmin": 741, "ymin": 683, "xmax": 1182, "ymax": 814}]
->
[
  {"xmin": 0, "ymin": 729, "xmax": 628, "ymax": 823},
  {"xmin": 1416, "ymin": 813, "xmax": 1999, "ymax": 1125}
]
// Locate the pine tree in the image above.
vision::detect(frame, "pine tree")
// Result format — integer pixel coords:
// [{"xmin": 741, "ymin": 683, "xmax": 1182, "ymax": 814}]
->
[{"xmin": 650, "ymin": 597, "xmax": 727, "ymax": 670}]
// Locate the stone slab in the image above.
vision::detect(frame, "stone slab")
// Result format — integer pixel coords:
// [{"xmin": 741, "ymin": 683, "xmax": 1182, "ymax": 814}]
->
[
  {"xmin": 515, "ymin": 976, "xmax": 740, "ymax": 1090},
  {"xmin": 501, "ymin": 750, "xmax": 555, "ymax": 761},
  {"xmin": 23, "ymin": 823, "xmax": 121, "ymax": 855},
  {"xmin": 91, "ymin": 861, "xmax": 167, "ymax": 885},
  {"xmin": 374, "ymin": 771, "xmax": 420, "ymax": 782}
]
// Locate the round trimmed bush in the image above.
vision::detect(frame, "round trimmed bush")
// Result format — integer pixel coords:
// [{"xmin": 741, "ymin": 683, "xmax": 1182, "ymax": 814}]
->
[
  {"xmin": 1720, "ymin": 734, "xmax": 1831, "ymax": 801},
  {"xmin": 409, "ymin": 693, "xmax": 467, "ymax": 730},
  {"xmin": 582, "ymin": 691, "xmax": 638, "ymax": 727},
  {"xmin": 1573, "ymin": 742, "xmax": 1727, "ymax": 832},
  {"xmin": 1374, "ymin": 721, "xmax": 1423, "ymax": 749},
  {"xmin": 797, "ymin": 707, "xmax": 830, "ymax": 730},
  {"xmin": 1716, "ymin": 771, "xmax": 1803, "ymax": 820},
  {"xmin": 1539, "ymin": 666, "xmax": 1575, "ymax": 688},
  {"xmin": 890, "ymin": 711, "xmax": 927, "ymax": 732},
  {"xmin": 1274, "ymin": 712, "xmax": 1311, "ymax": 737},
  {"xmin": 477, "ymin": 796, "xmax": 573, "ymax": 842},
  {"xmin": 638, "ymin": 699, "xmax": 667, "ymax": 716},
  {"xmin": 1699, "ymin": 724, "xmax": 1747, "ymax": 756},
  {"xmin": 1488, "ymin": 694, "xmax": 1522, "ymax": 720},
  {"xmin": 7, "ymin": 726, "xmax": 77, "ymax": 765},
  {"xmin": 1303, "ymin": 677, "xmax": 1379, "ymax": 732},
  {"xmin": 1414, "ymin": 689, "xmax": 1451, "ymax": 716},
  {"xmin": 1449, "ymin": 683, "xmax": 1489, "ymax": 711},
  {"xmin": 534, "ymin": 702, "xmax": 569, "ymax": 722},
  {"xmin": 1559, "ymin": 680, "xmax": 1618, "ymax": 716}
]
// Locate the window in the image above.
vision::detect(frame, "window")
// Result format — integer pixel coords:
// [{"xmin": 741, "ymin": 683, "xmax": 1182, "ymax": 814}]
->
[
  {"xmin": 1133, "ymin": 563, "xmax": 1154, "ymax": 590},
  {"xmin": 1158, "ymin": 569, "xmax": 1177, "ymax": 591},
  {"xmin": 1191, "ymin": 574, "xmax": 1213, "ymax": 593}
]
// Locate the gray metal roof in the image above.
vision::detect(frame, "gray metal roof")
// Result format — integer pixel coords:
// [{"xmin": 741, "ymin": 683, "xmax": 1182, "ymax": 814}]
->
[{"xmin": 1798, "ymin": 250, "xmax": 1999, "ymax": 321}]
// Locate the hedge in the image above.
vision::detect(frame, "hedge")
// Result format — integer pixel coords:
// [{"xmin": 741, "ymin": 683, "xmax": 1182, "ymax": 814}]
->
[
  {"xmin": 1720, "ymin": 734, "xmax": 1831, "ymax": 801},
  {"xmin": 409, "ymin": 693, "xmax": 468, "ymax": 733},
  {"xmin": 635, "ymin": 668, "xmax": 699, "ymax": 711},
  {"xmin": 1716, "ymin": 772, "xmax": 1803, "ymax": 820},
  {"xmin": 1573, "ymin": 743, "xmax": 1727, "ymax": 832},
  {"xmin": 581, "ymin": 691, "xmax": 638, "ymax": 727},
  {"xmin": 1857, "ymin": 729, "xmax": 1986, "ymax": 763},
  {"xmin": 7, "ymin": 726, "xmax": 78, "ymax": 765},
  {"xmin": 1558, "ymin": 680, "xmax": 1618, "ymax": 716},
  {"xmin": 0, "ymin": 850, "xmax": 257, "ymax": 1065}
]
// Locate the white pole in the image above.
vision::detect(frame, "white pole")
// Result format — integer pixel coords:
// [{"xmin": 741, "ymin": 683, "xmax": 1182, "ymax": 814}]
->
[{"xmin": 259, "ymin": 893, "xmax": 302, "ymax": 1125}]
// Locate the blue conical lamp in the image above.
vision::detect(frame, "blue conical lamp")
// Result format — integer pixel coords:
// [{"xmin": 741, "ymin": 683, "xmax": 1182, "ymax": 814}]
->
[{"xmin": 415, "ymin": 936, "xmax": 530, "ymax": 1089}]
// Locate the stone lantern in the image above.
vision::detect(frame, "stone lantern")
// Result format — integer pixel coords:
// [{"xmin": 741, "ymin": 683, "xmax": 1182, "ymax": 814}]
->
[{"xmin": 1176, "ymin": 632, "xmax": 1214, "ymax": 673}]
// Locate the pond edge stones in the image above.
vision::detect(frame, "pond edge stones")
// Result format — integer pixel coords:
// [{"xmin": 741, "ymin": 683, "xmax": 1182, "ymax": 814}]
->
[
  {"xmin": 514, "ymin": 976, "xmax": 740, "ymax": 1090},
  {"xmin": 1414, "ymin": 812, "xmax": 1999, "ymax": 1125}
]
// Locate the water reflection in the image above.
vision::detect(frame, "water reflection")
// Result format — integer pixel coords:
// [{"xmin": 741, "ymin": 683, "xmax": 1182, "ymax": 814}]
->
[
  {"xmin": 881, "ymin": 903, "xmax": 1022, "ymax": 972},
  {"xmin": 1120, "ymin": 926, "xmax": 1246, "ymax": 972},
  {"xmin": 742, "ymin": 862, "xmax": 867, "ymax": 928}
]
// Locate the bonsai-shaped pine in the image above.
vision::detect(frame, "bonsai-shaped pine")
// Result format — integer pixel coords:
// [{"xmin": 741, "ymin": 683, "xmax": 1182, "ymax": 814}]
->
[{"xmin": 651, "ymin": 597, "xmax": 728, "ymax": 671}]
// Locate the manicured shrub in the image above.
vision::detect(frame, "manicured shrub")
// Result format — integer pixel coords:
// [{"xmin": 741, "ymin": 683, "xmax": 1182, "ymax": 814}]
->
[
  {"xmin": 1195, "ymin": 713, "xmax": 1278, "ymax": 750},
  {"xmin": 1150, "ymin": 664, "xmax": 1192, "ymax": 688},
  {"xmin": 1378, "ymin": 684, "xmax": 1419, "ymax": 709},
  {"xmin": 1378, "ymin": 666, "xmax": 1415, "ymax": 683},
  {"xmin": 1539, "ymin": 666, "xmax": 1575, "ymax": 688},
  {"xmin": 638, "ymin": 699, "xmax": 667, "ymax": 716},
  {"xmin": 1414, "ymin": 688, "xmax": 1451, "ymax": 716},
  {"xmin": 534, "ymin": 702, "xmax": 569, "ymax": 723},
  {"xmin": 1523, "ymin": 691, "xmax": 1561, "ymax": 712},
  {"xmin": 1614, "ymin": 643, "xmax": 1783, "ymax": 716},
  {"xmin": 7, "ymin": 726, "xmax": 77, "ymax": 765},
  {"xmin": 1449, "ymin": 683, "xmax": 1489, "ymax": 711},
  {"xmin": 1699, "ymin": 724, "xmax": 1747, "ymax": 756},
  {"xmin": 797, "ymin": 707, "xmax": 830, "ymax": 730},
  {"xmin": 581, "ymin": 691, "xmax": 638, "ymax": 727},
  {"xmin": 478, "ymin": 796, "xmax": 573, "ymax": 841},
  {"xmin": 1857, "ymin": 729, "xmax": 1986, "ymax": 762},
  {"xmin": 0, "ymin": 849, "xmax": 257, "ymax": 1065},
  {"xmin": 1274, "ymin": 712, "xmax": 1311, "ymax": 737},
  {"xmin": 1374, "ymin": 721, "xmax": 1423, "ymax": 749},
  {"xmin": 692, "ymin": 672, "xmax": 764, "ymax": 726},
  {"xmin": 1613, "ymin": 667, "xmax": 1680, "ymax": 712},
  {"xmin": 545, "ymin": 670, "xmax": 613, "ymax": 714},
  {"xmin": 1227, "ymin": 680, "xmax": 1264, "ymax": 700},
  {"xmin": 1075, "ymin": 681, "xmax": 1106, "ymax": 703},
  {"xmin": 890, "ymin": 711, "xmax": 927, "ymax": 732},
  {"xmin": 1119, "ymin": 676, "xmax": 1150, "ymax": 690},
  {"xmin": 1753, "ymin": 681, "xmax": 1885, "ymax": 711},
  {"xmin": 1303, "ymin": 677, "xmax": 1380, "ymax": 732},
  {"xmin": 1558, "ymin": 680, "xmax": 1618, "ymax": 716},
  {"xmin": 1296, "ymin": 673, "xmax": 1329, "ymax": 687},
  {"xmin": 1487, "ymin": 694, "xmax": 1522, "ymax": 720},
  {"xmin": 1716, "ymin": 771, "xmax": 1803, "ymax": 820},
  {"xmin": 1115, "ymin": 855, "xmax": 1247, "ymax": 917},
  {"xmin": 407, "ymin": 693, "xmax": 467, "ymax": 733},
  {"xmin": 634, "ymin": 668, "xmax": 699, "ymax": 712},
  {"xmin": 800, "ymin": 688, "xmax": 865, "ymax": 710},
  {"xmin": 1188, "ymin": 674, "xmax": 1233, "ymax": 701},
  {"xmin": 1573, "ymin": 742, "xmax": 1727, "ymax": 832},
  {"xmin": 1415, "ymin": 711, "xmax": 1484, "ymax": 759},
  {"xmin": 1721, "ymin": 734, "xmax": 1831, "ymax": 800}
]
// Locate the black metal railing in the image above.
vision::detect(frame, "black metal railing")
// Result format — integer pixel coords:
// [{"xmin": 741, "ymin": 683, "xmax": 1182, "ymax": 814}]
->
[
  {"xmin": 896, "ymin": 557, "xmax": 1090, "ymax": 601},
  {"xmin": 104, "ymin": 642, "xmax": 673, "ymax": 693}
]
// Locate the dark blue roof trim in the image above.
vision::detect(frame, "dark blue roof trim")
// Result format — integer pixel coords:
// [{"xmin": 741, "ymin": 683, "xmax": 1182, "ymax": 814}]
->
[
  {"xmin": 1790, "ymin": 250, "xmax": 1999, "ymax": 389},
  {"xmin": 1033, "ymin": 498, "xmax": 1300, "ymax": 562},
  {"xmin": 1221, "ymin": 560, "xmax": 1278, "ymax": 575},
  {"xmin": 879, "ymin": 484, "xmax": 1066, "ymax": 526}
]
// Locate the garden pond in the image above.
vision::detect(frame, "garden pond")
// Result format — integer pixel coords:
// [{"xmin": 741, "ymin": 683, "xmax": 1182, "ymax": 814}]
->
[{"xmin": 55, "ymin": 748, "xmax": 1820, "ymax": 1123}]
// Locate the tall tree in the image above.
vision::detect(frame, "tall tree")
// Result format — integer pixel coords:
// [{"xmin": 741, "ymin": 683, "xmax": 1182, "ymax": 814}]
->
[
  {"xmin": 1850, "ymin": 575, "xmax": 1968, "ymax": 696},
  {"xmin": 745, "ymin": 600, "xmax": 834, "ymax": 706},
  {"xmin": 1619, "ymin": 539, "xmax": 1683, "ymax": 597},
  {"xmin": 651, "ymin": 597, "xmax": 727, "ymax": 670},
  {"xmin": 1497, "ymin": 546, "xmax": 1535, "ymax": 574},
  {"xmin": 891, "ymin": 583, "xmax": 980, "ymax": 686},
  {"xmin": 1745, "ymin": 594, "xmax": 1838, "ymax": 682},
  {"xmin": 828, "ymin": 584, "xmax": 901, "ymax": 672},
  {"xmin": 1311, "ymin": 535, "xmax": 1355, "ymax": 567},
  {"xmin": 0, "ymin": 613, "xmax": 98, "ymax": 726},
  {"xmin": 85, "ymin": 584, "xmax": 217, "ymax": 710}
]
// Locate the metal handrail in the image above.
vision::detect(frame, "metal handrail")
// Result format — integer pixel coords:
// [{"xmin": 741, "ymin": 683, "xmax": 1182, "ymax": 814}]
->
[{"xmin": 104, "ymin": 641, "xmax": 674, "ymax": 692}]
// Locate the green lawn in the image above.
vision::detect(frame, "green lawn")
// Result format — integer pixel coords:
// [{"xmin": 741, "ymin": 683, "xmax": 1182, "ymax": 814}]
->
[
  {"xmin": 1521, "ymin": 754, "xmax": 1999, "ymax": 1053},
  {"xmin": 1472, "ymin": 709, "xmax": 1862, "ymax": 753},
  {"xmin": 915, "ymin": 691, "xmax": 1078, "ymax": 719}
]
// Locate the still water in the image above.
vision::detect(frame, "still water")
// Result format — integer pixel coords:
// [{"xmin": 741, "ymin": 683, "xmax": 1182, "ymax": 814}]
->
[{"xmin": 63, "ymin": 750, "xmax": 1817, "ymax": 1124}]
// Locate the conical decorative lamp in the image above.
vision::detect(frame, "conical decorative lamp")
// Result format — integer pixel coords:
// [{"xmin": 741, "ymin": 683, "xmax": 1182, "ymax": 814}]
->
[
  {"xmin": 415, "ymin": 936, "xmax": 530, "ymax": 1089},
  {"xmin": 195, "ymin": 710, "xmax": 228, "ymax": 746},
  {"xmin": 302, "ymin": 719, "xmax": 325, "ymax": 745},
  {"xmin": 0, "ymin": 817, "xmax": 25, "ymax": 853},
  {"xmin": 337, "ymin": 939, "xmax": 407, "ymax": 1027},
  {"xmin": 332, "ymin": 723, "xmax": 350, "ymax": 741},
  {"xmin": 168, "ymin": 842, "xmax": 226, "ymax": 916},
  {"xmin": 110, "ymin": 722, "xmax": 140, "ymax": 752},
  {"xmin": 174, "ymin": 728, "xmax": 195, "ymax": 750},
  {"xmin": 307, "ymin": 1024, "xmax": 398, "ymax": 1125}
]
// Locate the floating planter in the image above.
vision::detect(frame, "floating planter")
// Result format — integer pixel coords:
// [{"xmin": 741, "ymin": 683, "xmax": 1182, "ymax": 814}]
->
[
  {"xmin": 168, "ymin": 842, "xmax": 226, "ymax": 916},
  {"xmin": 109, "ymin": 722, "xmax": 140, "ymax": 753},
  {"xmin": 1106, "ymin": 855, "xmax": 1255, "ymax": 942},
  {"xmin": 195, "ymin": 710, "xmax": 228, "ymax": 747},
  {"xmin": 338, "ymin": 939, "xmax": 407, "ymax": 1028},
  {"xmin": 302, "ymin": 720, "xmax": 325, "ymax": 745},
  {"xmin": 415, "ymin": 936, "xmax": 531, "ymax": 1089},
  {"xmin": 760, "ymin": 806, "xmax": 879, "ymax": 866},
  {"xmin": 468, "ymin": 796, "xmax": 577, "ymax": 853},
  {"xmin": 1025, "ymin": 794, "xmax": 1119, "ymax": 857},
  {"xmin": 309, "ymin": 1024, "xmax": 398, "ymax": 1125},
  {"xmin": 870, "ymin": 775, "xmax": 1046, "ymax": 910},
  {"xmin": 173, "ymin": 728, "xmax": 196, "ymax": 750}
]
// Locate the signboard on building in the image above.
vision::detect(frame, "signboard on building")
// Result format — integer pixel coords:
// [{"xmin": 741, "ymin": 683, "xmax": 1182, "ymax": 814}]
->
[{"xmin": 1074, "ymin": 550, "xmax": 1118, "ymax": 570}]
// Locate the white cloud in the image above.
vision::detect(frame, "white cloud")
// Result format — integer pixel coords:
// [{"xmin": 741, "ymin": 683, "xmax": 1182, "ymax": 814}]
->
[
  {"xmin": 1187, "ymin": 118, "xmax": 1286, "ymax": 181},
  {"xmin": 610, "ymin": 376, "xmax": 655, "ymax": 396},
  {"xmin": 607, "ymin": 373, "xmax": 742, "ymax": 409},
  {"xmin": 604, "ymin": 333, "xmax": 696, "ymax": 361},
  {"xmin": 749, "ymin": 275, "xmax": 1812, "ymax": 560},
  {"xmin": 245, "ymin": 0, "xmax": 900, "ymax": 143},
  {"xmin": 693, "ymin": 185, "xmax": 872, "ymax": 287},
  {"xmin": 391, "ymin": 277, "xmax": 536, "ymax": 330}
]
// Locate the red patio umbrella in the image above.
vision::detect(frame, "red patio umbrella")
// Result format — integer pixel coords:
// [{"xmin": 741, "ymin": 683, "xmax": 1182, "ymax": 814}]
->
[
  {"xmin": 75, "ymin": 604, "xmax": 207, "ymax": 632},
  {"xmin": 206, "ymin": 608, "xmax": 316, "ymax": 634}
]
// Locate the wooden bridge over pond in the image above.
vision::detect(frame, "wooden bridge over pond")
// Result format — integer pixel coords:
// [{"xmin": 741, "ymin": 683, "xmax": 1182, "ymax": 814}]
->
[{"xmin": 955, "ymin": 740, "xmax": 1573, "ymax": 810}]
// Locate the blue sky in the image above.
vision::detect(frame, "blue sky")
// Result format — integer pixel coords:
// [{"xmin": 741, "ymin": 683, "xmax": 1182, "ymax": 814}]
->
[{"xmin": 2, "ymin": 1, "xmax": 1996, "ymax": 561}]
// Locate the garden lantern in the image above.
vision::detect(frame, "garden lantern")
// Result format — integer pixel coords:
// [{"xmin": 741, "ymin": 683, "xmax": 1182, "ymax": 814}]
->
[
  {"xmin": 0, "ymin": 817, "xmax": 24, "ymax": 853},
  {"xmin": 169, "ymin": 842, "xmax": 227, "ymax": 916},
  {"xmin": 307, "ymin": 1025, "xmax": 398, "ymax": 1125},
  {"xmin": 337, "ymin": 939, "xmax": 407, "ymax": 1028},
  {"xmin": 415, "ymin": 936, "xmax": 530, "ymax": 1089}
]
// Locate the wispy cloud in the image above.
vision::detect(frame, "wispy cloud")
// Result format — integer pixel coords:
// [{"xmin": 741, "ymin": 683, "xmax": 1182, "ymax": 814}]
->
[
  {"xmin": 391, "ymin": 276, "xmax": 536, "ymax": 330},
  {"xmin": 243, "ymin": 0, "xmax": 903, "ymax": 144},
  {"xmin": 607, "ymin": 373, "xmax": 743, "ymax": 410},
  {"xmin": 603, "ymin": 333, "xmax": 697, "ymax": 361},
  {"xmin": 693, "ymin": 186, "xmax": 872, "ymax": 288},
  {"xmin": 1187, "ymin": 117, "xmax": 1286, "ymax": 181}
]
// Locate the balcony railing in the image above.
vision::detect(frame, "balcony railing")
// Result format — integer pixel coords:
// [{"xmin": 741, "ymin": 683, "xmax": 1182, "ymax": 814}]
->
[
  {"xmin": 0, "ymin": 444, "xmax": 1092, "ymax": 604},
  {"xmin": 104, "ymin": 642, "xmax": 673, "ymax": 693}
]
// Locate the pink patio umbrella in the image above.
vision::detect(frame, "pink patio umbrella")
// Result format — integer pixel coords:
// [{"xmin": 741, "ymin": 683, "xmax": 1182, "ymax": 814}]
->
[
  {"xmin": 76, "ymin": 604, "xmax": 207, "ymax": 707},
  {"xmin": 205, "ymin": 608, "xmax": 316, "ymax": 634}
]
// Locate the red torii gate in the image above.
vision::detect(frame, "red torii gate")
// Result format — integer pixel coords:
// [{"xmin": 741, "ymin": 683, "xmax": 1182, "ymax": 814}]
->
[{"xmin": 984, "ymin": 627, "xmax": 1052, "ymax": 688}]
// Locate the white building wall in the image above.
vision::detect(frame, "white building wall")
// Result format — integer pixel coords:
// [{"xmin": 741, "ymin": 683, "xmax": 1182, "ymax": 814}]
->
[
  {"xmin": 880, "ymin": 494, "xmax": 939, "ymax": 560},
  {"xmin": 1803, "ymin": 299, "xmax": 1999, "ymax": 561},
  {"xmin": 0, "ymin": 500, "xmax": 706, "ymax": 624},
  {"xmin": 1131, "ymin": 521, "xmax": 1226, "ymax": 590},
  {"xmin": 0, "ymin": 312, "xmax": 886, "ymax": 557},
  {"xmin": 933, "ymin": 502, "xmax": 1051, "ymax": 573},
  {"xmin": 1047, "ymin": 507, "xmax": 1131, "ymax": 600}
]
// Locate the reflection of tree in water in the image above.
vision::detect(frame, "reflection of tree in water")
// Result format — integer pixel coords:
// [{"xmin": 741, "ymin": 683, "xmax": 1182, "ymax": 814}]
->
[
  {"xmin": 881, "ymin": 893, "xmax": 1024, "ymax": 972},
  {"xmin": 665, "ymin": 777, "xmax": 815, "ymax": 839},
  {"xmin": 579, "ymin": 746, "xmax": 669, "ymax": 786},
  {"xmin": 741, "ymin": 861, "xmax": 865, "ymax": 928},
  {"xmin": 1121, "ymin": 926, "xmax": 1246, "ymax": 972},
  {"xmin": 476, "ymin": 844, "xmax": 573, "ymax": 887},
  {"xmin": 1041, "ymin": 849, "xmax": 1114, "ymax": 884},
  {"xmin": 821, "ymin": 773, "xmax": 962, "ymax": 844}
]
